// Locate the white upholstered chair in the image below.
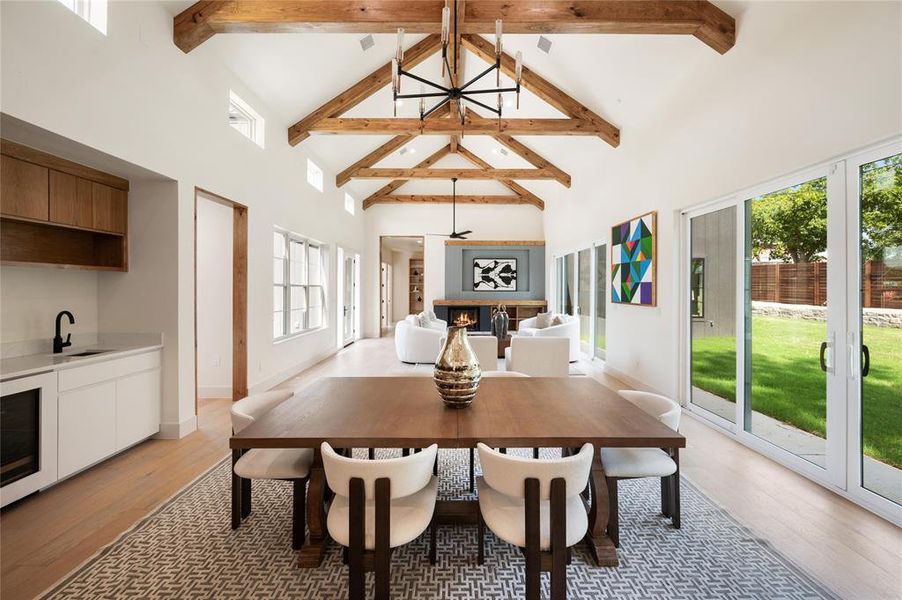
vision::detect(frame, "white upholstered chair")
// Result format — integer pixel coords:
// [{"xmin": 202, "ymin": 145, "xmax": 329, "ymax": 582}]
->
[
  {"xmin": 477, "ymin": 443, "xmax": 594, "ymax": 600},
  {"xmin": 394, "ymin": 315, "xmax": 445, "ymax": 364},
  {"xmin": 322, "ymin": 442, "xmax": 439, "ymax": 600},
  {"xmin": 504, "ymin": 336, "xmax": 570, "ymax": 377},
  {"xmin": 516, "ymin": 315, "xmax": 580, "ymax": 362},
  {"xmin": 466, "ymin": 334, "xmax": 499, "ymax": 370},
  {"xmin": 600, "ymin": 390, "xmax": 682, "ymax": 547},
  {"xmin": 230, "ymin": 390, "xmax": 313, "ymax": 549}
]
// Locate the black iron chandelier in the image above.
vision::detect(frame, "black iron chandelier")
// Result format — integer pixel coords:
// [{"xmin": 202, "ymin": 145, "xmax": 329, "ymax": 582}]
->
[{"xmin": 391, "ymin": 0, "xmax": 524, "ymax": 125}]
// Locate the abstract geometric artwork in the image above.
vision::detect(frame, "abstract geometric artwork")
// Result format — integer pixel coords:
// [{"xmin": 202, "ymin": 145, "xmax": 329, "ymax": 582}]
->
[
  {"xmin": 474, "ymin": 258, "xmax": 517, "ymax": 291},
  {"xmin": 611, "ymin": 211, "xmax": 656, "ymax": 306}
]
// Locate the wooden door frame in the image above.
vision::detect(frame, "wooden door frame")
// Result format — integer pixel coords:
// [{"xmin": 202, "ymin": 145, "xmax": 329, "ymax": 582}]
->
[
  {"xmin": 378, "ymin": 235, "xmax": 425, "ymax": 338},
  {"xmin": 194, "ymin": 187, "xmax": 248, "ymax": 407}
]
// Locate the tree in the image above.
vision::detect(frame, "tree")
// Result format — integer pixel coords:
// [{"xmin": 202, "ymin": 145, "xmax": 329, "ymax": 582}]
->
[
  {"xmin": 860, "ymin": 153, "xmax": 902, "ymax": 262},
  {"xmin": 751, "ymin": 177, "xmax": 827, "ymax": 263}
]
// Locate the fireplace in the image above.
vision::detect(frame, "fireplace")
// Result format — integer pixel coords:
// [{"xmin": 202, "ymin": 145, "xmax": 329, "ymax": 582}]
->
[{"xmin": 449, "ymin": 307, "xmax": 480, "ymax": 331}]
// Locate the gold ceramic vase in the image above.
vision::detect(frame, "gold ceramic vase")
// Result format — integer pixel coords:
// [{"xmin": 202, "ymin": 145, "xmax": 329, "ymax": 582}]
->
[{"xmin": 434, "ymin": 325, "xmax": 481, "ymax": 408}]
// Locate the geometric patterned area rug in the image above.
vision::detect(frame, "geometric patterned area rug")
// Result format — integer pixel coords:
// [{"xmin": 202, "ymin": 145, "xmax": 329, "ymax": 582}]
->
[{"xmin": 41, "ymin": 449, "xmax": 835, "ymax": 599}]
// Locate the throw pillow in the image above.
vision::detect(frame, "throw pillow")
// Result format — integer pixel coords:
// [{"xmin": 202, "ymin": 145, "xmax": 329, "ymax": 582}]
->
[
  {"xmin": 551, "ymin": 315, "xmax": 565, "ymax": 326},
  {"xmin": 535, "ymin": 311, "xmax": 553, "ymax": 329}
]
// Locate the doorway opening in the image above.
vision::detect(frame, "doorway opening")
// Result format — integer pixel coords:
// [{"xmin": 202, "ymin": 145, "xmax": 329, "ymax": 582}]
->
[
  {"xmin": 337, "ymin": 247, "xmax": 361, "ymax": 348},
  {"xmin": 194, "ymin": 188, "xmax": 248, "ymax": 412},
  {"xmin": 379, "ymin": 236, "xmax": 425, "ymax": 337}
]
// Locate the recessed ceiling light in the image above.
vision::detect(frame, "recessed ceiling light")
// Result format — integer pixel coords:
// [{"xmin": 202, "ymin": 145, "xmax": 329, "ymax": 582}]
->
[
  {"xmin": 359, "ymin": 34, "xmax": 375, "ymax": 52},
  {"xmin": 537, "ymin": 36, "xmax": 552, "ymax": 54},
  {"xmin": 499, "ymin": 147, "xmax": 509, "ymax": 156},
  {"xmin": 400, "ymin": 146, "xmax": 417, "ymax": 155}
]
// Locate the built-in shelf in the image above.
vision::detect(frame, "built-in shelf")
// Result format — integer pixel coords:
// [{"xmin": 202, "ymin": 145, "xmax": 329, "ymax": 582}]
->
[{"xmin": 409, "ymin": 258, "xmax": 424, "ymax": 314}]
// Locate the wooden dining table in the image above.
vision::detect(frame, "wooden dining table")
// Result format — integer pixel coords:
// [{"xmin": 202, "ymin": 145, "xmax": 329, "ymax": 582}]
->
[{"xmin": 230, "ymin": 376, "xmax": 686, "ymax": 568}]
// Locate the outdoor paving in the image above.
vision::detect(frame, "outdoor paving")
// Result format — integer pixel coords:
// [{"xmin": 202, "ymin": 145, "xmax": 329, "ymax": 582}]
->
[{"xmin": 690, "ymin": 388, "xmax": 900, "ymax": 504}]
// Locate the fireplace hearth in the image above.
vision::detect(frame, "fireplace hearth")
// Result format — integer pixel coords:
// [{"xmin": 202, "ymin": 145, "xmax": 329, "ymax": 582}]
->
[{"xmin": 449, "ymin": 307, "xmax": 480, "ymax": 331}]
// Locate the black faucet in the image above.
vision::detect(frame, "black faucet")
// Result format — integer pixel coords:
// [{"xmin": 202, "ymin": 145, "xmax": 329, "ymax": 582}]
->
[{"xmin": 53, "ymin": 310, "xmax": 75, "ymax": 354}]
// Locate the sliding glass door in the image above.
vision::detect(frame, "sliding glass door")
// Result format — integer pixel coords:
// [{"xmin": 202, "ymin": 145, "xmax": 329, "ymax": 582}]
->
[
  {"xmin": 684, "ymin": 138, "xmax": 901, "ymax": 518},
  {"xmin": 577, "ymin": 249, "xmax": 591, "ymax": 354},
  {"xmin": 556, "ymin": 245, "xmax": 608, "ymax": 360},
  {"xmin": 594, "ymin": 243, "xmax": 607, "ymax": 358}
]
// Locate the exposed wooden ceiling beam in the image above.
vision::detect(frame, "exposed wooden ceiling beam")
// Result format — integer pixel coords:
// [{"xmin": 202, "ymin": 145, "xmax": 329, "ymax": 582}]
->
[
  {"xmin": 456, "ymin": 146, "xmax": 545, "ymax": 209},
  {"xmin": 361, "ymin": 144, "xmax": 452, "ymax": 209},
  {"xmin": 335, "ymin": 135, "xmax": 412, "ymax": 187},
  {"xmin": 288, "ymin": 34, "xmax": 441, "ymax": 146},
  {"xmin": 365, "ymin": 194, "xmax": 534, "ymax": 206},
  {"xmin": 352, "ymin": 168, "xmax": 557, "ymax": 180},
  {"xmin": 462, "ymin": 34, "xmax": 619, "ymax": 147},
  {"xmin": 308, "ymin": 118, "xmax": 600, "ymax": 136},
  {"xmin": 175, "ymin": 2, "xmax": 735, "ymax": 54}
]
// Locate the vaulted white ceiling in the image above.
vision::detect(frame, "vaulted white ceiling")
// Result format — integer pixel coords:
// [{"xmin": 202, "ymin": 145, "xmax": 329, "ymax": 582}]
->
[{"xmin": 163, "ymin": 1, "xmax": 745, "ymax": 206}]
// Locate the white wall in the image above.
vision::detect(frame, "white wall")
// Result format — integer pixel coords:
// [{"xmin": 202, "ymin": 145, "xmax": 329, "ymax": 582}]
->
[
  {"xmin": 0, "ymin": 267, "xmax": 97, "ymax": 345},
  {"xmin": 364, "ymin": 204, "xmax": 545, "ymax": 337},
  {"xmin": 0, "ymin": 0, "xmax": 365, "ymax": 435},
  {"xmin": 542, "ymin": 1, "xmax": 902, "ymax": 396},
  {"xmin": 195, "ymin": 196, "xmax": 233, "ymax": 398},
  {"xmin": 390, "ymin": 249, "xmax": 411, "ymax": 322}
]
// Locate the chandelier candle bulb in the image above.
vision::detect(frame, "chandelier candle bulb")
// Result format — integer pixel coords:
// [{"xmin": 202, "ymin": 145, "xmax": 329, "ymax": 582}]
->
[
  {"xmin": 396, "ymin": 28, "xmax": 405, "ymax": 63},
  {"xmin": 441, "ymin": 7, "xmax": 450, "ymax": 45},
  {"xmin": 495, "ymin": 19, "xmax": 502, "ymax": 57}
]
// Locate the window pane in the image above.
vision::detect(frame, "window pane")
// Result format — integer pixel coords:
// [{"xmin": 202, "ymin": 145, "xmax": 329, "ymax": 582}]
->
[
  {"xmin": 308, "ymin": 245, "xmax": 322, "ymax": 286},
  {"xmin": 273, "ymin": 311, "xmax": 285, "ymax": 338},
  {"xmin": 274, "ymin": 232, "xmax": 286, "ymax": 258},
  {"xmin": 859, "ymin": 152, "xmax": 902, "ymax": 504},
  {"xmin": 290, "ymin": 286, "xmax": 307, "ymax": 311},
  {"xmin": 746, "ymin": 176, "xmax": 828, "ymax": 466},
  {"xmin": 308, "ymin": 286, "xmax": 324, "ymax": 329},
  {"xmin": 274, "ymin": 257, "xmax": 285, "ymax": 285},
  {"xmin": 290, "ymin": 240, "xmax": 306, "ymax": 284},
  {"xmin": 289, "ymin": 310, "xmax": 306, "ymax": 333},
  {"xmin": 595, "ymin": 244, "xmax": 606, "ymax": 355},
  {"xmin": 690, "ymin": 206, "xmax": 737, "ymax": 423},
  {"xmin": 273, "ymin": 286, "xmax": 284, "ymax": 311},
  {"xmin": 578, "ymin": 248, "xmax": 591, "ymax": 354},
  {"xmin": 563, "ymin": 253, "xmax": 575, "ymax": 315}
]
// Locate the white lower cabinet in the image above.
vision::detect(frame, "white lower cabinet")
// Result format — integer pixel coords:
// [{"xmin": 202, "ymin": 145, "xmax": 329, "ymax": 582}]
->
[
  {"xmin": 58, "ymin": 381, "xmax": 117, "ymax": 479},
  {"xmin": 57, "ymin": 350, "xmax": 161, "ymax": 479}
]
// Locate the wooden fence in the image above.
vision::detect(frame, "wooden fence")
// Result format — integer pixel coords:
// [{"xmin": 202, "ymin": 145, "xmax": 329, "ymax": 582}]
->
[{"xmin": 751, "ymin": 261, "xmax": 901, "ymax": 309}]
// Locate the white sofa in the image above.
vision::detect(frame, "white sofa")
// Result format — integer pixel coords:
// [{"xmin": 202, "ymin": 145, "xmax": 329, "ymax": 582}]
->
[
  {"xmin": 503, "ymin": 337, "xmax": 570, "ymax": 377},
  {"xmin": 515, "ymin": 314, "xmax": 580, "ymax": 362},
  {"xmin": 395, "ymin": 314, "xmax": 446, "ymax": 364},
  {"xmin": 440, "ymin": 334, "xmax": 498, "ymax": 371}
]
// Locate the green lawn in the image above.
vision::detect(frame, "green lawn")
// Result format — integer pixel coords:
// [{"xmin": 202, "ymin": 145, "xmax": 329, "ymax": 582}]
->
[{"xmin": 691, "ymin": 316, "xmax": 902, "ymax": 468}]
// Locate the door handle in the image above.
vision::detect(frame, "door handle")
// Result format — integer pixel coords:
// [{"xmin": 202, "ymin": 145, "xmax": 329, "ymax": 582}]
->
[
  {"xmin": 819, "ymin": 341, "xmax": 828, "ymax": 372},
  {"xmin": 862, "ymin": 344, "xmax": 870, "ymax": 377}
]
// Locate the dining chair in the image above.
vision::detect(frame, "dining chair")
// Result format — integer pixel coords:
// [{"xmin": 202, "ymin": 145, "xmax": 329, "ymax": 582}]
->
[
  {"xmin": 321, "ymin": 442, "xmax": 439, "ymax": 600},
  {"xmin": 600, "ymin": 390, "xmax": 681, "ymax": 547},
  {"xmin": 504, "ymin": 336, "xmax": 570, "ymax": 376},
  {"xmin": 476, "ymin": 442, "xmax": 594, "ymax": 600},
  {"xmin": 230, "ymin": 390, "xmax": 313, "ymax": 550}
]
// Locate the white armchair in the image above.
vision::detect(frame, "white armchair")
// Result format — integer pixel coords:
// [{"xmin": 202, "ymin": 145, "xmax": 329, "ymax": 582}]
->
[
  {"xmin": 395, "ymin": 315, "xmax": 445, "ymax": 364},
  {"xmin": 516, "ymin": 315, "xmax": 580, "ymax": 362},
  {"xmin": 504, "ymin": 337, "xmax": 570, "ymax": 377},
  {"xmin": 440, "ymin": 334, "xmax": 498, "ymax": 371},
  {"xmin": 421, "ymin": 310, "xmax": 447, "ymax": 331}
]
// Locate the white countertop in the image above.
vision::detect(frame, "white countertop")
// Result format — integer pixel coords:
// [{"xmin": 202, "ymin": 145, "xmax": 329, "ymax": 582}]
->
[{"xmin": 1, "ymin": 333, "xmax": 163, "ymax": 381}]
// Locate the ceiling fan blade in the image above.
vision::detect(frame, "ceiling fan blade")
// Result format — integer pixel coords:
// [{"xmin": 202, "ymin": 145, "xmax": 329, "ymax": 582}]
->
[{"xmin": 458, "ymin": 229, "xmax": 473, "ymax": 236}]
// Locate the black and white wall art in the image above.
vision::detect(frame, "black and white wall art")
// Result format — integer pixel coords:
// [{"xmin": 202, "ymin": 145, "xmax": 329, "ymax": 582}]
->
[{"xmin": 473, "ymin": 258, "xmax": 517, "ymax": 291}]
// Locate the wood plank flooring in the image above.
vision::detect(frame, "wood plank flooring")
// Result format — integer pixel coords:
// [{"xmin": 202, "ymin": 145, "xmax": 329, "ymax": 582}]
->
[{"xmin": 1, "ymin": 337, "xmax": 899, "ymax": 600}]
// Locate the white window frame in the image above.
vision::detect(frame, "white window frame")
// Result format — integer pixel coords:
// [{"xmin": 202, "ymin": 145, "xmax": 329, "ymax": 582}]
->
[
  {"xmin": 307, "ymin": 158, "xmax": 324, "ymax": 192},
  {"xmin": 57, "ymin": 0, "xmax": 107, "ymax": 34},
  {"xmin": 274, "ymin": 229, "xmax": 327, "ymax": 342},
  {"xmin": 229, "ymin": 91, "xmax": 265, "ymax": 148}
]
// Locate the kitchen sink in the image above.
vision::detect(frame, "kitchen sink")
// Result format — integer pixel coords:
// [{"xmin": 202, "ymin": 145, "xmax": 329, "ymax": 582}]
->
[{"xmin": 68, "ymin": 350, "xmax": 112, "ymax": 357}]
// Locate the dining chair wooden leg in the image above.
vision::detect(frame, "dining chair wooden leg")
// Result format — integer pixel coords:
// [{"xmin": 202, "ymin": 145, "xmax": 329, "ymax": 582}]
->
[
  {"xmin": 477, "ymin": 505, "xmax": 485, "ymax": 565},
  {"xmin": 292, "ymin": 478, "xmax": 306, "ymax": 550},
  {"xmin": 524, "ymin": 478, "xmax": 541, "ymax": 600},
  {"xmin": 550, "ymin": 478, "xmax": 567, "ymax": 600},
  {"xmin": 661, "ymin": 476, "xmax": 671, "ymax": 517},
  {"xmin": 429, "ymin": 514, "xmax": 437, "ymax": 565},
  {"xmin": 606, "ymin": 477, "xmax": 620, "ymax": 548},
  {"xmin": 402, "ymin": 448, "xmax": 410, "ymax": 457},
  {"xmin": 231, "ymin": 449, "xmax": 242, "ymax": 530},
  {"xmin": 499, "ymin": 448, "xmax": 507, "ymax": 454},
  {"xmin": 241, "ymin": 476, "xmax": 252, "ymax": 519},
  {"xmin": 672, "ymin": 449, "xmax": 681, "ymax": 529},
  {"xmin": 368, "ymin": 448, "xmax": 375, "ymax": 460},
  {"xmin": 374, "ymin": 478, "xmax": 391, "ymax": 600},
  {"xmin": 348, "ymin": 478, "xmax": 365, "ymax": 600},
  {"xmin": 533, "ymin": 448, "xmax": 540, "ymax": 459},
  {"xmin": 469, "ymin": 448, "xmax": 475, "ymax": 493}
]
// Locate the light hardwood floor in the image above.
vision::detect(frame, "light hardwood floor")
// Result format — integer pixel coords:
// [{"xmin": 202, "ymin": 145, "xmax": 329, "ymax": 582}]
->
[{"xmin": 1, "ymin": 337, "xmax": 899, "ymax": 600}]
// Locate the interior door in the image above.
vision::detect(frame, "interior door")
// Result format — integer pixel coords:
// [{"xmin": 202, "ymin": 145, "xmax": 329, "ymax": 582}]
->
[
  {"xmin": 342, "ymin": 255, "xmax": 356, "ymax": 346},
  {"xmin": 380, "ymin": 263, "xmax": 388, "ymax": 330}
]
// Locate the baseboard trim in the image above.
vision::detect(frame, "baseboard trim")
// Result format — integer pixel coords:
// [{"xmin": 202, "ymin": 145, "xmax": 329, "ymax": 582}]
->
[
  {"xmin": 156, "ymin": 416, "xmax": 197, "ymax": 440},
  {"xmin": 197, "ymin": 385, "xmax": 232, "ymax": 399},
  {"xmin": 601, "ymin": 364, "xmax": 666, "ymax": 396},
  {"xmin": 249, "ymin": 347, "xmax": 339, "ymax": 394}
]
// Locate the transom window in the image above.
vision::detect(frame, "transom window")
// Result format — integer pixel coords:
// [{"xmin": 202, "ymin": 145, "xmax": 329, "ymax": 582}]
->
[
  {"xmin": 273, "ymin": 230, "xmax": 327, "ymax": 340},
  {"xmin": 229, "ymin": 91, "xmax": 265, "ymax": 148},
  {"xmin": 57, "ymin": 0, "xmax": 107, "ymax": 34},
  {"xmin": 344, "ymin": 192, "xmax": 356, "ymax": 215},
  {"xmin": 307, "ymin": 159, "xmax": 324, "ymax": 192}
]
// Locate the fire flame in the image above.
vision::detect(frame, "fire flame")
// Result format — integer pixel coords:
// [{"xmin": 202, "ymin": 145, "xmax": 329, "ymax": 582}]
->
[{"xmin": 454, "ymin": 313, "xmax": 475, "ymax": 327}]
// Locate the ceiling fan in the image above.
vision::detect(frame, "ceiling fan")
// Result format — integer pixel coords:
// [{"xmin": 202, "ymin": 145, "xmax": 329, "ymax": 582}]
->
[{"xmin": 447, "ymin": 178, "xmax": 472, "ymax": 239}]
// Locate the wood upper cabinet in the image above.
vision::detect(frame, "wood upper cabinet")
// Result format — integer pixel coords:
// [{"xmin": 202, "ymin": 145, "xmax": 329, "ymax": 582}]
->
[
  {"xmin": 49, "ymin": 170, "xmax": 93, "ymax": 228},
  {"xmin": 91, "ymin": 182, "xmax": 127, "ymax": 234},
  {"xmin": 1, "ymin": 155, "xmax": 49, "ymax": 221}
]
